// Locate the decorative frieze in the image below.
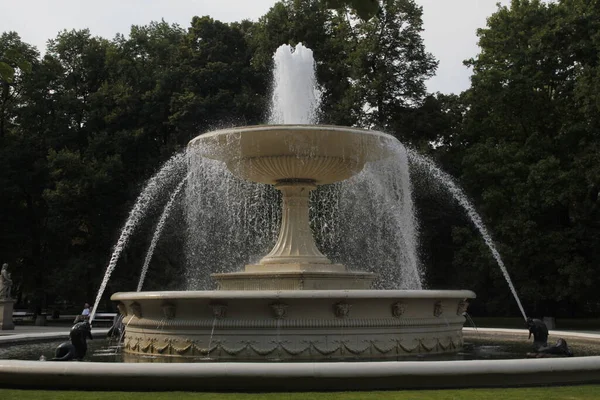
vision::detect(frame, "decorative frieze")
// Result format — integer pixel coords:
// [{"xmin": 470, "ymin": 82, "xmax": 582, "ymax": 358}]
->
[
  {"xmin": 391, "ymin": 301, "xmax": 406, "ymax": 318},
  {"xmin": 210, "ymin": 303, "xmax": 228, "ymax": 319},
  {"xmin": 433, "ymin": 301, "xmax": 443, "ymax": 317},
  {"xmin": 333, "ymin": 302, "xmax": 351, "ymax": 318},
  {"xmin": 161, "ymin": 302, "xmax": 176, "ymax": 320},
  {"xmin": 124, "ymin": 316, "xmax": 467, "ymax": 329},
  {"xmin": 270, "ymin": 302, "xmax": 288, "ymax": 319},
  {"xmin": 123, "ymin": 334, "xmax": 460, "ymax": 359}
]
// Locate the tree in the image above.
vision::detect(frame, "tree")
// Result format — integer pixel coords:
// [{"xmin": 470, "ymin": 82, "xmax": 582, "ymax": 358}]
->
[
  {"xmin": 170, "ymin": 16, "xmax": 266, "ymax": 135},
  {"xmin": 326, "ymin": 0, "xmax": 379, "ymax": 20},
  {"xmin": 0, "ymin": 32, "xmax": 37, "ymax": 137},
  {"xmin": 348, "ymin": 0, "xmax": 437, "ymax": 134},
  {"xmin": 439, "ymin": 0, "xmax": 600, "ymax": 316},
  {"xmin": 250, "ymin": 0, "xmax": 437, "ymax": 133}
]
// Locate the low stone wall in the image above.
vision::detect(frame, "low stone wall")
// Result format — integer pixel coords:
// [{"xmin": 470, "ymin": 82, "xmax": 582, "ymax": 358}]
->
[
  {"xmin": 2, "ymin": 328, "xmax": 600, "ymax": 390},
  {"xmin": 1, "ymin": 355, "xmax": 600, "ymax": 391}
]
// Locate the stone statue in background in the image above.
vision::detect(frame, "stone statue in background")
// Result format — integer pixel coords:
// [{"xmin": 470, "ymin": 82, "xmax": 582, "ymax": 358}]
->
[
  {"xmin": 526, "ymin": 317, "xmax": 549, "ymax": 349},
  {"xmin": 0, "ymin": 263, "xmax": 12, "ymax": 300}
]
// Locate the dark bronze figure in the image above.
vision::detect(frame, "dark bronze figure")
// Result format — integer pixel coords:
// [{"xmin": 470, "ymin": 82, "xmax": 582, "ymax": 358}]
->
[
  {"xmin": 526, "ymin": 317, "xmax": 549, "ymax": 349},
  {"xmin": 52, "ymin": 321, "xmax": 93, "ymax": 361},
  {"xmin": 528, "ymin": 338, "xmax": 574, "ymax": 358}
]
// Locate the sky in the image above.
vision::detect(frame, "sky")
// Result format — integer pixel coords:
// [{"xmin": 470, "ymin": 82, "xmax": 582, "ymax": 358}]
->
[{"xmin": 0, "ymin": 0, "xmax": 510, "ymax": 94}]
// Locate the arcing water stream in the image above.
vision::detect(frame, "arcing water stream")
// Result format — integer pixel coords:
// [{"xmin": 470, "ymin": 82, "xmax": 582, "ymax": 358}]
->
[
  {"xmin": 91, "ymin": 42, "xmax": 526, "ymax": 322},
  {"xmin": 89, "ymin": 153, "xmax": 186, "ymax": 323},
  {"xmin": 136, "ymin": 173, "xmax": 190, "ymax": 292},
  {"xmin": 407, "ymin": 149, "xmax": 528, "ymax": 321}
]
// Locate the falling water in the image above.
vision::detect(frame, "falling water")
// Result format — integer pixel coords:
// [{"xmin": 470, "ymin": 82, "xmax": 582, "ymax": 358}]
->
[
  {"xmin": 184, "ymin": 151, "xmax": 280, "ymax": 290},
  {"xmin": 313, "ymin": 141, "xmax": 422, "ymax": 289},
  {"xmin": 183, "ymin": 43, "xmax": 423, "ymax": 290},
  {"xmin": 269, "ymin": 43, "xmax": 321, "ymax": 125},
  {"xmin": 90, "ymin": 152, "xmax": 187, "ymax": 322},
  {"xmin": 390, "ymin": 142, "xmax": 422, "ymax": 288},
  {"xmin": 136, "ymin": 173, "xmax": 190, "ymax": 292},
  {"xmin": 184, "ymin": 138, "xmax": 424, "ymax": 289},
  {"xmin": 268, "ymin": 42, "xmax": 421, "ymax": 287},
  {"xmin": 407, "ymin": 149, "xmax": 528, "ymax": 321}
]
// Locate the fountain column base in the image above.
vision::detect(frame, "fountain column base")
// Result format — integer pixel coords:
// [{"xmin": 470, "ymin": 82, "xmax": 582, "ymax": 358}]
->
[
  {"xmin": 212, "ymin": 269, "xmax": 375, "ymax": 290},
  {"xmin": 245, "ymin": 263, "xmax": 347, "ymax": 272},
  {"xmin": 210, "ymin": 177, "xmax": 378, "ymax": 290}
]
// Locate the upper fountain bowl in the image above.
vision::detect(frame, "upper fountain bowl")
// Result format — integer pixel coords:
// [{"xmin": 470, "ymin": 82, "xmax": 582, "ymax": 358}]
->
[{"xmin": 188, "ymin": 125, "xmax": 395, "ymax": 185}]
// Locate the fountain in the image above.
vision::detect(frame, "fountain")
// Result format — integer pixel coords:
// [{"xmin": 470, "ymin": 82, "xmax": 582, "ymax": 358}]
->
[
  {"xmin": 110, "ymin": 44, "xmax": 474, "ymax": 361},
  {"xmin": 111, "ymin": 123, "xmax": 474, "ymax": 361},
  {"xmin": 2, "ymin": 43, "xmax": 600, "ymax": 391}
]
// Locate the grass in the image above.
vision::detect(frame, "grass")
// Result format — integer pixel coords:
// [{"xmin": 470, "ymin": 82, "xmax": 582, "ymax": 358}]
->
[{"xmin": 2, "ymin": 386, "xmax": 600, "ymax": 400}]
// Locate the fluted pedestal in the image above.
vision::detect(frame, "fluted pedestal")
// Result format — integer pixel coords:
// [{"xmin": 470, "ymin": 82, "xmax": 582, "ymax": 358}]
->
[
  {"xmin": 213, "ymin": 181, "xmax": 375, "ymax": 290},
  {"xmin": 261, "ymin": 182, "xmax": 331, "ymax": 266},
  {"xmin": 189, "ymin": 125, "xmax": 392, "ymax": 291}
]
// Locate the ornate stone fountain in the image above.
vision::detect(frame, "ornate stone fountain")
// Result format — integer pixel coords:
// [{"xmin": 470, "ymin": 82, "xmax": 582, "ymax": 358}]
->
[
  {"xmin": 194, "ymin": 124, "xmax": 388, "ymax": 290},
  {"xmin": 111, "ymin": 124, "xmax": 475, "ymax": 361}
]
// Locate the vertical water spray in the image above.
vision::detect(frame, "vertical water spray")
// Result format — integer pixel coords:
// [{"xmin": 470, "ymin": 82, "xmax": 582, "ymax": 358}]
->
[
  {"xmin": 90, "ymin": 153, "xmax": 187, "ymax": 323},
  {"xmin": 407, "ymin": 149, "xmax": 528, "ymax": 321},
  {"xmin": 137, "ymin": 173, "xmax": 190, "ymax": 292},
  {"xmin": 266, "ymin": 43, "xmax": 422, "ymax": 288},
  {"xmin": 182, "ymin": 43, "xmax": 424, "ymax": 290},
  {"xmin": 269, "ymin": 43, "xmax": 321, "ymax": 125}
]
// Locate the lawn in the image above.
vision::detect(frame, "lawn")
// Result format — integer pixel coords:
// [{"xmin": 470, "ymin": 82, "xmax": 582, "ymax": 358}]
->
[{"xmin": 2, "ymin": 386, "xmax": 600, "ymax": 400}]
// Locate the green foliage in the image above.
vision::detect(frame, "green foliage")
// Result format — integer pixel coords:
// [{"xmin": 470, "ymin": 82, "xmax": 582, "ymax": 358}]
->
[
  {"xmin": 0, "ymin": 36, "xmax": 33, "ymax": 83},
  {"xmin": 349, "ymin": 0, "xmax": 437, "ymax": 132},
  {"xmin": 326, "ymin": 0, "xmax": 380, "ymax": 20},
  {"xmin": 171, "ymin": 16, "xmax": 267, "ymax": 132},
  {"xmin": 0, "ymin": 62, "xmax": 15, "ymax": 83},
  {"xmin": 250, "ymin": 0, "xmax": 437, "ymax": 136},
  {"xmin": 0, "ymin": 19, "xmax": 267, "ymax": 309},
  {"xmin": 0, "ymin": 0, "xmax": 599, "ymax": 320},
  {"xmin": 434, "ymin": 0, "xmax": 600, "ymax": 317}
]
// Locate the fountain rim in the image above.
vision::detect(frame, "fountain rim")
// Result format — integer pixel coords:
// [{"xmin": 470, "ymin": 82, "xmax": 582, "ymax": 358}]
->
[
  {"xmin": 187, "ymin": 124, "xmax": 395, "ymax": 147},
  {"xmin": 3, "ymin": 329, "xmax": 600, "ymax": 390},
  {"xmin": 111, "ymin": 289, "xmax": 476, "ymax": 301},
  {"xmin": 2, "ymin": 350, "xmax": 600, "ymax": 391}
]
